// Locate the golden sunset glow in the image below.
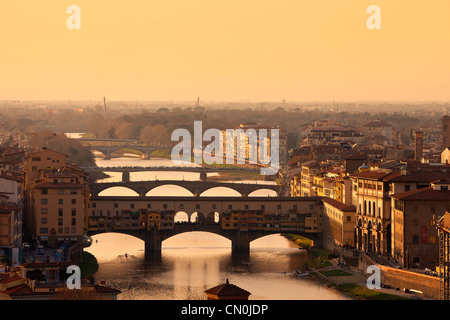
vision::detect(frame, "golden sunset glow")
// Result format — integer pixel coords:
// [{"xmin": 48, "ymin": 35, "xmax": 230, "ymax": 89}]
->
[{"xmin": 1, "ymin": 0, "xmax": 449, "ymax": 101}]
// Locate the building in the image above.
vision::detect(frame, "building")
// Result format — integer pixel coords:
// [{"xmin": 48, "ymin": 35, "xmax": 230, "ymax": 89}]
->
[
  {"xmin": 219, "ymin": 122, "xmax": 288, "ymax": 165},
  {"xmin": 204, "ymin": 279, "xmax": 251, "ymax": 300},
  {"xmin": 0, "ymin": 263, "xmax": 121, "ymax": 300},
  {"xmin": 363, "ymin": 120, "xmax": 393, "ymax": 145},
  {"xmin": 391, "ymin": 181, "xmax": 450, "ymax": 268},
  {"xmin": 0, "ymin": 203, "xmax": 23, "ymax": 266},
  {"xmin": 0, "ymin": 171, "xmax": 24, "ymax": 266},
  {"xmin": 414, "ymin": 131, "xmax": 424, "ymax": 161},
  {"xmin": 351, "ymin": 169, "xmax": 401, "ymax": 255},
  {"xmin": 32, "ymin": 172, "xmax": 88, "ymax": 246},
  {"xmin": 442, "ymin": 148, "xmax": 450, "ymax": 164},
  {"xmin": 23, "ymin": 148, "xmax": 89, "ymax": 251},
  {"xmin": 321, "ymin": 197, "xmax": 356, "ymax": 250}
]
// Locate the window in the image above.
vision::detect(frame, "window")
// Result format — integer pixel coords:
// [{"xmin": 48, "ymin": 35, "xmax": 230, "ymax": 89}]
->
[
  {"xmin": 58, "ymin": 208, "xmax": 63, "ymax": 216},
  {"xmin": 41, "ymin": 218, "xmax": 47, "ymax": 224},
  {"xmin": 196, "ymin": 204, "xmax": 200, "ymax": 209},
  {"xmin": 277, "ymin": 205, "xmax": 281, "ymax": 210},
  {"xmin": 245, "ymin": 205, "xmax": 249, "ymax": 209},
  {"xmin": 71, "ymin": 228, "xmax": 76, "ymax": 233},
  {"xmin": 346, "ymin": 216, "xmax": 351, "ymax": 222},
  {"xmin": 71, "ymin": 209, "xmax": 76, "ymax": 217},
  {"xmin": 71, "ymin": 218, "xmax": 76, "ymax": 226},
  {"xmin": 212, "ymin": 204, "xmax": 216, "ymax": 210},
  {"xmin": 41, "ymin": 188, "xmax": 48, "ymax": 195},
  {"xmin": 71, "ymin": 199, "xmax": 76, "ymax": 204},
  {"xmin": 41, "ymin": 199, "xmax": 47, "ymax": 205},
  {"xmin": 163, "ymin": 204, "xmax": 167, "ymax": 209},
  {"xmin": 404, "ymin": 185, "xmax": 410, "ymax": 192},
  {"xmin": 147, "ymin": 204, "xmax": 151, "ymax": 209},
  {"xmin": 65, "ymin": 227, "xmax": 69, "ymax": 233},
  {"xmin": 179, "ymin": 204, "xmax": 184, "ymax": 209},
  {"xmin": 114, "ymin": 203, "xmax": 118, "ymax": 208},
  {"xmin": 57, "ymin": 189, "xmax": 64, "ymax": 195},
  {"xmin": 41, "ymin": 208, "xmax": 47, "ymax": 214},
  {"xmin": 130, "ymin": 204, "xmax": 135, "ymax": 209},
  {"xmin": 58, "ymin": 199, "xmax": 63, "ymax": 205},
  {"xmin": 58, "ymin": 218, "xmax": 63, "ymax": 226},
  {"xmin": 261, "ymin": 205, "xmax": 265, "ymax": 210},
  {"xmin": 228, "ymin": 205, "xmax": 232, "ymax": 210},
  {"xmin": 40, "ymin": 228, "xmax": 48, "ymax": 234}
]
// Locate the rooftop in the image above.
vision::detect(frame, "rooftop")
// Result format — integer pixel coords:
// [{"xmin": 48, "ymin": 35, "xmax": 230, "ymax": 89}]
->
[
  {"xmin": 204, "ymin": 279, "xmax": 251, "ymax": 298},
  {"xmin": 391, "ymin": 187, "xmax": 450, "ymax": 201}
]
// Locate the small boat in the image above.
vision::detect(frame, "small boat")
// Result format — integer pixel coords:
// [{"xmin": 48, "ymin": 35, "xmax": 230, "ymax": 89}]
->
[{"xmin": 293, "ymin": 269, "xmax": 310, "ymax": 278}]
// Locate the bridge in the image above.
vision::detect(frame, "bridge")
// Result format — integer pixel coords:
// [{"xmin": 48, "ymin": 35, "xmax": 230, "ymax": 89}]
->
[
  {"xmin": 82, "ymin": 166, "xmax": 262, "ymax": 174},
  {"xmin": 87, "ymin": 196, "xmax": 324, "ymax": 257},
  {"xmin": 89, "ymin": 180, "xmax": 280, "ymax": 197},
  {"xmin": 76, "ymin": 138, "xmax": 169, "ymax": 159},
  {"xmin": 88, "ymin": 145, "xmax": 163, "ymax": 159}
]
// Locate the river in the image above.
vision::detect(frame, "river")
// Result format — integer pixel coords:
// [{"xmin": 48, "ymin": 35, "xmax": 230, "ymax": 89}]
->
[{"xmin": 84, "ymin": 153, "xmax": 349, "ymax": 300}]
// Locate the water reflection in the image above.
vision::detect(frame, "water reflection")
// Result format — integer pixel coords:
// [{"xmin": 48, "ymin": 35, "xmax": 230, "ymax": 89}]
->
[
  {"xmin": 86, "ymin": 233, "xmax": 349, "ymax": 300},
  {"xmin": 85, "ymin": 156, "xmax": 349, "ymax": 300}
]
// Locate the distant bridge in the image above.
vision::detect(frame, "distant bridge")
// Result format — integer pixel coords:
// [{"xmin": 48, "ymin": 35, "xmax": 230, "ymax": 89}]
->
[
  {"xmin": 76, "ymin": 138, "xmax": 170, "ymax": 159},
  {"xmin": 89, "ymin": 180, "xmax": 280, "ymax": 197}
]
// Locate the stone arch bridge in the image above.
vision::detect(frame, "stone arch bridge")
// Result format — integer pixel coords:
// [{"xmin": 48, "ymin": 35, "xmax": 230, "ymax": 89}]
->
[
  {"xmin": 89, "ymin": 180, "xmax": 280, "ymax": 197},
  {"xmin": 87, "ymin": 196, "xmax": 324, "ymax": 258}
]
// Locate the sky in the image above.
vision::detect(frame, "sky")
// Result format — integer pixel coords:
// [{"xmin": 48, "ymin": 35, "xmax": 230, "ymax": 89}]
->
[{"xmin": 0, "ymin": 0, "xmax": 449, "ymax": 102}]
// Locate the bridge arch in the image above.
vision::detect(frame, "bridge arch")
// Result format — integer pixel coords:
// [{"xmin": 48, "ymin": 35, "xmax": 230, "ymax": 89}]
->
[
  {"xmin": 162, "ymin": 230, "xmax": 234, "ymax": 244},
  {"xmin": 91, "ymin": 149, "xmax": 107, "ymax": 159},
  {"xmin": 108, "ymin": 147, "xmax": 145, "ymax": 158},
  {"xmin": 146, "ymin": 184, "xmax": 194, "ymax": 197},
  {"xmin": 174, "ymin": 211, "xmax": 189, "ymax": 223},
  {"xmin": 199, "ymin": 187, "xmax": 242, "ymax": 197},
  {"xmin": 98, "ymin": 186, "xmax": 140, "ymax": 197},
  {"xmin": 247, "ymin": 188, "xmax": 278, "ymax": 197}
]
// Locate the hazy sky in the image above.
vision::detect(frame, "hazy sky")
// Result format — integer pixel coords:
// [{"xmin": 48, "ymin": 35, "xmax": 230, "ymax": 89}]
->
[{"xmin": 1, "ymin": 0, "xmax": 449, "ymax": 102}]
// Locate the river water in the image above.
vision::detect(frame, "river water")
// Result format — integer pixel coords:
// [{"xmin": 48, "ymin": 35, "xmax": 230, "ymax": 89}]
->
[{"xmin": 84, "ymin": 153, "xmax": 349, "ymax": 300}]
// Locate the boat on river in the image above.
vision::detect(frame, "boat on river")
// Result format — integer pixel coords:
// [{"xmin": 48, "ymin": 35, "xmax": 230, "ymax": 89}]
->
[{"xmin": 293, "ymin": 270, "xmax": 310, "ymax": 278}]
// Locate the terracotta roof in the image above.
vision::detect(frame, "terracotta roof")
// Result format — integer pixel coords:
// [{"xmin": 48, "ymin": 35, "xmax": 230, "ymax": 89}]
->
[
  {"xmin": 350, "ymin": 171, "xmax": 400, "ymax": 181},
  {"xmin": 204, "ymin": 279, "xmax": 251, "ymax": 298},
  {"xmin": 322, "ymin": 197, "xmax": 356, "ymax": 212},
  {"xmin": 94, "ymin": 285, "xmax": 122, "ymax": 294},
  {"xmin": 389, "ymin": 172, "xmax": 450, "ymax": 183},
  {"xmin": 391, "ymin": 187, "xmax": 450, "ymax": 201},
  {"xmin": 1, "ymin": 283, "xmax": 35, "ymax": 297},
  {"xmin": 0, "ymin": 275, "xmax": 23, "ymax": 284}
]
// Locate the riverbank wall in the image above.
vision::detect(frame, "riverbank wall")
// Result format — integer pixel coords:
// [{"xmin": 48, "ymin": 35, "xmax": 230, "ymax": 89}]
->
[{"xmin": 357, "ymin": 254, "xmax": 440, "ymax": 299}]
